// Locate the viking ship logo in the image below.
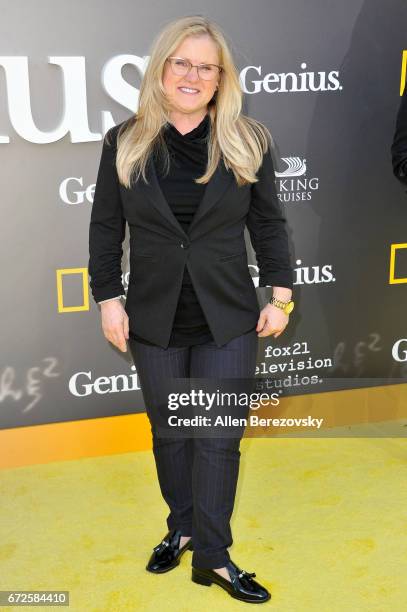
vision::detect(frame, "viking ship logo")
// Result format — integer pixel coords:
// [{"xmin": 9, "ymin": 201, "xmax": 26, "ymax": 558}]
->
[{"xmin": 274, "ymin": 157, "xmax": 307, "ymax": 177}]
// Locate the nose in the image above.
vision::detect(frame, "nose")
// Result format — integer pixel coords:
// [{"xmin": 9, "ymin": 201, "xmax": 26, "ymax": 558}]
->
[{"xmin": 185, "ymin": 66, "xmax": 200, "ymax": 82}]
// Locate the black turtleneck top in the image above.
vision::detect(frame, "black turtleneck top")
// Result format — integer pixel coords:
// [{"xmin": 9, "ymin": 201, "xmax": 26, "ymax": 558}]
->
[{"xmin": 129, "ymin": 112, "xmax": 214, "ymax": 347}]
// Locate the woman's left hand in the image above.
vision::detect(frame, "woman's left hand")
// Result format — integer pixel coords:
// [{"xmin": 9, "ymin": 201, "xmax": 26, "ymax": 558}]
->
[{"xmin": 256, "ymin": 303, "xmax": 289, "ymax": 339}]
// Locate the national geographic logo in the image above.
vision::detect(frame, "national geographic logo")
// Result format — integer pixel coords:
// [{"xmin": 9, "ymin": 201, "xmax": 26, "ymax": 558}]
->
[
  {"xmin": 389, "ymin": 53, "xmax": 407, "ymax": 285},
  {"xmin": 400, "ymin": 49, "xmax": 407, "ymax": 96},
  {"xmin": 56, "ymin": 268, "xmax": 90, "ymax": 312},
  {"xmin": 389, "ymin": 243, "xmax": 407, "ymax": 285},
  {"xmin": 56, "ymin": 268, "xmax": 129, "ymax": 312}
]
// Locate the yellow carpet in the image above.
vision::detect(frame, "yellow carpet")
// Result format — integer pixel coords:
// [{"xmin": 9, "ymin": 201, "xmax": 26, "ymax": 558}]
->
[{"xmin": 1, "ymin": 431, "xmax": 406, "ymax": 611}]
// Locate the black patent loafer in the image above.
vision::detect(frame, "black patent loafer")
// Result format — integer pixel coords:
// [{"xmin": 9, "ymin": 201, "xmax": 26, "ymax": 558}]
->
[
  {"xmin": 146, "ymin": 528, "xmax": 192, "ymax": 573},
  {"xmin": 191, "ymin": 559, "xmax": 271, "ymax": 603}
]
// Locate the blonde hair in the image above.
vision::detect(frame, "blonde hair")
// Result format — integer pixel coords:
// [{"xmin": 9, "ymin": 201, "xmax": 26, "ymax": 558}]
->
[{"xmin": 108, "ymin": 15, "xmax": 274, "ymax": 188}]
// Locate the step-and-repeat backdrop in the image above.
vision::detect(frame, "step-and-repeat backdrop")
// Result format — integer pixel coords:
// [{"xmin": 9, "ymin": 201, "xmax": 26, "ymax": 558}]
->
[{"xmin": 1, "ymin": 0, "xmax": 407, "ymax": 429}]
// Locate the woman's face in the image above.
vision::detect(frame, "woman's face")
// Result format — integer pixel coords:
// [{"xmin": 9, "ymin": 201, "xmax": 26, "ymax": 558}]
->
[{"xmin": 162, "ymin": 34, "xmax": 220, "ymax": 115}]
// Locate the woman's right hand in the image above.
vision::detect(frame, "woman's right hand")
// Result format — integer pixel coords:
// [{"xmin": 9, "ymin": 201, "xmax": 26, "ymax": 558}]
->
[{"xmin": 100, "ymin": 299, "xmax": 129, "ymax": 352}]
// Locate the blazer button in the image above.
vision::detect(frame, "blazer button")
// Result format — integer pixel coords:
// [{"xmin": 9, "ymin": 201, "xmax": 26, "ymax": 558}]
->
[{"xmin": 180, "ymin": 242, "xmax": 190, "ymax": 249}]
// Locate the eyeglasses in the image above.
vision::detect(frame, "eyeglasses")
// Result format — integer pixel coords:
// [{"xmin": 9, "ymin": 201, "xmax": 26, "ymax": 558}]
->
[{"xmin": 166, "ymin": 56, "xmax": 223, "ymax": 81}]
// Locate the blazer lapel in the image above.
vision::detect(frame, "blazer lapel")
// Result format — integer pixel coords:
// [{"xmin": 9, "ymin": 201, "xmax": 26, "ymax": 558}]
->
[{"xmin": 137, "ymin": 154, "xmax": 235, "ymax": 239}]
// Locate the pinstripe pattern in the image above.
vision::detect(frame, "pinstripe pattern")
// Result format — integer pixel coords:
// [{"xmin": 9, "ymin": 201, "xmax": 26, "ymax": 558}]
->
[{"xmin": 128, "ymin": 327, "xmax": 258, "ymax": 569}]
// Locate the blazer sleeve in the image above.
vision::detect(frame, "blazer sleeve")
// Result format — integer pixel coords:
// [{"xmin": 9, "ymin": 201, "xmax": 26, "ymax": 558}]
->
[
  {"xmin": 246, "ymin": 145, "xmax": 294, "ymax": 289},
  {"xmin": 88, "ymin": 126, "xmax": 126, "ymax": 303},
  {"xmin": 391, "ymin": 87, "xmax": 407, "ymax": 186}
]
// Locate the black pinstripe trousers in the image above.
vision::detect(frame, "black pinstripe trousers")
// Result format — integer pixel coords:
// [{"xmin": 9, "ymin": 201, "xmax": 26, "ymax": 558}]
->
[{"xmin": 128, "ymin": 327, "xmax": 258, "ymax": 569}]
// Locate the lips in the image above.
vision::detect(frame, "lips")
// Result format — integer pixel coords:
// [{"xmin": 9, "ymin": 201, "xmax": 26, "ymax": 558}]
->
[{"xmin": 178, "ymin": 86, "xmax": 200, "ymax": 94}]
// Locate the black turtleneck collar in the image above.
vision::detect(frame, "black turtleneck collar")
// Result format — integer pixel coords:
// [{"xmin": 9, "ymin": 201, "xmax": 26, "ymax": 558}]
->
[
  {"xmin": 154, "ymin": 112, "xmax": 210, "ymax": 174},
  {"xmin": 164, "ymin": 112, "xmax": 210, "ymax": 142}
]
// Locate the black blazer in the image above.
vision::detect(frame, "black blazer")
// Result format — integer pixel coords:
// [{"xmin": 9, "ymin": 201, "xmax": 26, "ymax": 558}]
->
[
  {"xmin": 391, "ymin": 86, "xmax": 407, "ymax": 185},
  {"xmin": 88, "ymin": 119, "xmax": 294, "ymax": 349}
]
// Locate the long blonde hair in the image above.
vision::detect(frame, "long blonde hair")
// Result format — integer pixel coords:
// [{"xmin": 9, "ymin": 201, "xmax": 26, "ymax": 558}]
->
[{"xmin": 108, "ymin": 15, "xmax": 274, "ymax": 188}]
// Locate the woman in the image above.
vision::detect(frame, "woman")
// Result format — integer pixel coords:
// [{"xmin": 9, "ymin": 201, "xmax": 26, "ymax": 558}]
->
[{"xmin": 88, "ymin": 15, "xmax": 294, "ymax": 604}]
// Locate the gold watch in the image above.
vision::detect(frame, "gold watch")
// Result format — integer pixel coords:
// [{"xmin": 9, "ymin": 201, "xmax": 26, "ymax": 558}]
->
[{"xmin": 269, "ymin": 296, "xmax": 295, "ymax": 315}]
